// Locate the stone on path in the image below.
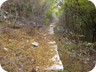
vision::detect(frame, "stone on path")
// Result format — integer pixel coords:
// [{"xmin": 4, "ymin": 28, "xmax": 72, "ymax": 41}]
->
[
  {"xmin": 32, "ymin": 42, "xmax": 39, "ymax": 47},
  {"xmin": 3, "ymin": 47, "xmax": 8, "ymax": 51}
]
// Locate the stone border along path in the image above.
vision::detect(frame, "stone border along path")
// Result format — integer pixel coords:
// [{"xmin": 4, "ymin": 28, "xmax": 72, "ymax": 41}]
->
[{"xmin": 44, "ymin": 18, "xmax": 64, "ymax": 71}]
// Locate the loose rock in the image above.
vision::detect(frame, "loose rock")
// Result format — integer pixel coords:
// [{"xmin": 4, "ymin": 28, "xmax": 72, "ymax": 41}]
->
[{"xmin": 32, "ymin": 42, "xmax": 39, "ymax": 47}]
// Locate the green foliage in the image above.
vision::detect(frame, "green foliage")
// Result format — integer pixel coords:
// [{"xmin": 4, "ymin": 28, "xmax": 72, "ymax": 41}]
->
[{"xmin": 60, "ymin": 0, "xmax": 96, "ymax": 42}]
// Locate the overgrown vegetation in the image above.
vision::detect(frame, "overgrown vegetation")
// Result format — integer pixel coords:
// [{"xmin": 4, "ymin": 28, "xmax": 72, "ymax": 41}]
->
[
  {"xmin": 55, "ymin": 0, "xmax": 96, "ymax": 72},
  {"xmin": 0, "ymin": 0, "xmax": 96, "ymax": 72},
  {"xmin": 2, "ymin": 0, "xmax": 53, "ymax": 26},
  {"xmin": 59, "ymin": 0, "xmax": 96, "ymax": 42}
]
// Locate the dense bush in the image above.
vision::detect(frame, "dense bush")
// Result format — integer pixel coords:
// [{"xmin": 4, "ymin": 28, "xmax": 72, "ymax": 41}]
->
[
  {"xmin": 2, "ymin": 0, "xmax": 52, "ymax": 25},
  {"xmin": 59, "ymin": 0, "xmax": 96, "ymax": 43}
]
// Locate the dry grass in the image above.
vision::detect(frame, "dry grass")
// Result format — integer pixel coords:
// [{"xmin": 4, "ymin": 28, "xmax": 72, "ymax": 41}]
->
[{"xmin": 0, "ymin": 21, "xmax": 57, "ymax": 72}]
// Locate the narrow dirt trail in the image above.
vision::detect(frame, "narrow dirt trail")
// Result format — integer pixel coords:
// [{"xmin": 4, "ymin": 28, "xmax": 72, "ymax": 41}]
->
[{"xmin": 45, "ymin": 17, "xmax": 64, "ymax": 70}]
